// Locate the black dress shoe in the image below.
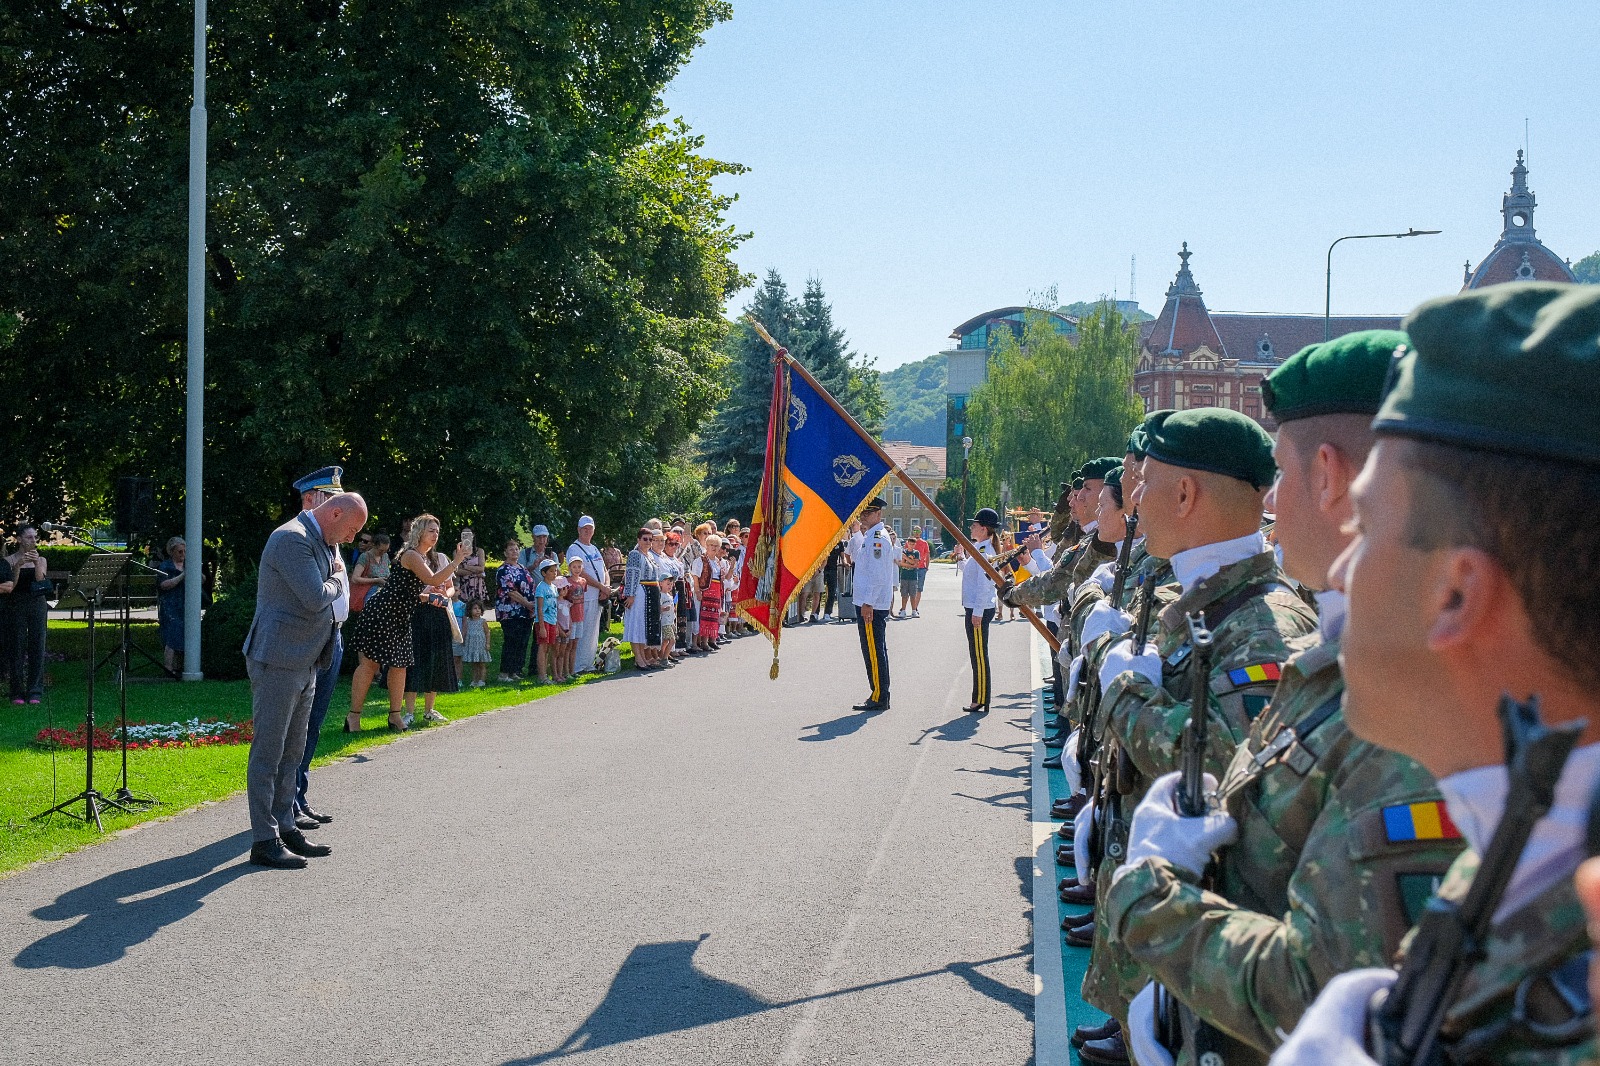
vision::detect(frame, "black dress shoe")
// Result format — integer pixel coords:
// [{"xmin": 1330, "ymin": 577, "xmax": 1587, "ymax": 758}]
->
[
  {"xmin": 1042, "ymin": 755, "xmax": 1064, "ymax": 770},
  {"xmin": 1077, "ymin": 1031, "xmax": 1130, "ymax": 1064},
  {"xmin": 1052, "ymin": 792, "xmax": 1089, "ymax": 820},
  {"xmin": 1064, "ymin": 921, "xmax": 1097, "ymax": 948},
  {"xmin": 249, "ymin": 839, "xmax": 308, "ymax": 870},
  {"xmin": 300, "ymin": 806, "xmax": 333, "ymax": 824},
  {"xmin": 1059, "ymin": 880, "xmax": 1096, "ymax": 904},
  {"xmin": 1043, "ymin": 732, "xmax": 1067, "ymax": 748},
  {"xmin": 1072, "ymin": 1018, "xmax": 1121, "ymax": 1049},
  {"xmin": 1057, "ymin": 820, "xmax": 1076, "ymax": 840},
  {"xmin": 1061, "ymin": 909, "xmax": 1095, "ymax": 931},
  {"xmin": 1055, "ymin": 844, "xmax": 1075, "ymax": 866},
  {"xmin": 962, "ymin": 704, "xmax": 988, "ymax": 714},
  {"xmin": 279, "ymin": 830, "xmax": 333, "ymax": 858},
  {"xmin": 294, "ymin": 814, "xmax": 321, "ymax": 831},
  {"xmin": 851, "ymin": 699, "xmax": 890, "ymax": 712}
]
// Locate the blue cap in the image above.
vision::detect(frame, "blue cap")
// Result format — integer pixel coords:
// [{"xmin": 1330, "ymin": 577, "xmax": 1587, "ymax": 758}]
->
[
  {"xmin": 972, "ymin": 507, "xmax": 1001, "ymax": 527},
  {"xmin": 293, "ymin": 466, "xmax": 343, "ymax": 495}
]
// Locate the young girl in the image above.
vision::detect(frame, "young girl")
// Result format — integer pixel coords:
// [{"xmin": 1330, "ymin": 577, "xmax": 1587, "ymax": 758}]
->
[
  {"xmin": 564, "ymin": 561, "xmax": 588, "ymax": 677},
  {"xmin": 460, "ymin": 601, "xmax": 492, "ymax": 687},
  {"xmin": 553, "ymin": 573, "xmax": 574, "ymax": 682},
  {"xmin": 534, "ymin": 559, "xmax": 561, "ymax": 684}
]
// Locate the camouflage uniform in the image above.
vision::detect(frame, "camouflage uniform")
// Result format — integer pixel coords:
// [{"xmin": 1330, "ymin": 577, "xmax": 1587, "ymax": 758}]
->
[
  {"xmin": 1081, "ymin": 550, "xmax": 1317, "ymax": 1023},
  {"xmin": 1103, "ymin": 630, "xmax": 1467, "ymax": 1063},
  {"xmin": 1381, "ymin": 851, "xmax": 1596, "ymax": 1066},
  {"xmin": 1007, "ymin": 531, "xmax": 1111, "ymax": 611}
]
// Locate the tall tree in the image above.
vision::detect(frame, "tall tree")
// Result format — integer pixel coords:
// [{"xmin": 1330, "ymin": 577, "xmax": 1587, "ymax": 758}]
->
[
  {"xmin": 964, "ymin": 303, "xmax": 1144, "ymax": 510},
  {"xmin": 0, "ymin": 0, "xmax": 745, "ymax": 556},
  {"xmin": 699, "ymin": 271, "xmax": 883, "ymax": 521}
]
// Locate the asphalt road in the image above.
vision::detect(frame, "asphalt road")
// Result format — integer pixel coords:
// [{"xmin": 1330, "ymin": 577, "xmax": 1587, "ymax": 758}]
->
[{"xmin": 0, "ymin": 565, "xmax": 1036, "ymax": 1066}]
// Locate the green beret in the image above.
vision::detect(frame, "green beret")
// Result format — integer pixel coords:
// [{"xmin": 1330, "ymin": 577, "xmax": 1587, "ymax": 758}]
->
[
  {"xmin": 1105, "ymin": 464, "xmax": 1125, "ymax": 506},
  {"xmin": 1377, "ymin": 283, "xmax": 1600, "ymax": 466},
  {"xmin": 1079, "ymin": 456, "xmax": 1122, "ymax": 483},
  {"xmin": 1143, "ymin": 408, "xmax": 1277, "ymax": 489},
  {"xmin": 1071, "ymin": 476, "xmax": 1084, "ymax": 490},
  {"xmin": 1263, "ymin": 330, "xmax": 1407, "ymax": 422},
  {"xmin": 1125, "ymin": 426, "xmax": 1148, "ymax": 460}
]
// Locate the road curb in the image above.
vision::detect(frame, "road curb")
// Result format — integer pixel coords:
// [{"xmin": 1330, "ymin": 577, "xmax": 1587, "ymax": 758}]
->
[{"xmin": 1030, "ymin": 628, "xmax": 1073, "ymax": 1066}]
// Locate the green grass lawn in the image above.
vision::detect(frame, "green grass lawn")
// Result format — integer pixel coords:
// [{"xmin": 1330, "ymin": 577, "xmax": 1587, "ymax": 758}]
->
[{"xmin": 0, "ymin": 616, "xmax": 631, "ymax": 878}]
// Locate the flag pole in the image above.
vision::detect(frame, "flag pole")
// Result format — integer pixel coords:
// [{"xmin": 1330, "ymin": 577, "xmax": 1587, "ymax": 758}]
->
[{"xmin": 745, "ymin": 317, "xmax": 1060, "ymax": 653}]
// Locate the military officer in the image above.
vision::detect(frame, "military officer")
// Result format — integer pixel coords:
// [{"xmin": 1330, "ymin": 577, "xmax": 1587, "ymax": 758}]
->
[
  {"xmin": 1076, "ymin": 409, "xmax": 1318, "ymax": 1064},
  {"xmin": 1271, "ymin": 284, "xmax": 1600, "ymax": 1064},
  {"xmin": 1104, "ymin": 331, "xmax": 1467, "ymax": 1066},
  {"xmin": 848, "ymin": 497, "xmax": 896, "ymax": 711}
]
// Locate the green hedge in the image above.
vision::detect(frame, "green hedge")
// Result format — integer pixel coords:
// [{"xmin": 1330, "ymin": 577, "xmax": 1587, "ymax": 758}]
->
[
  {"xmin": 201, "ymin": 566, "xmax": 257, "ymax": 681},
  {"xmin": 46, "ymin": 619, "xmax": 164, "ymax": 664}
]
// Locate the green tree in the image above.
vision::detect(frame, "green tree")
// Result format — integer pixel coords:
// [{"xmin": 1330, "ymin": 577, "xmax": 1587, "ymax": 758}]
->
[
  {"xmin": 1573, "ymin": 251, "xmax": 1600, "ymax": 284},
  {"xmin": 0, "ymin": 1, "xmax": 745, "ymax": 554},
  {"xmin": 880, "ymin": 352, "xmax": 947, "ymax": 446},
  {"xmin": 699, "ymin": 271, "xmax": 881, "ymax": 520},
  {"xmin": 964, "ymin": 303, "xmax": 1144, "ymax": 510}
]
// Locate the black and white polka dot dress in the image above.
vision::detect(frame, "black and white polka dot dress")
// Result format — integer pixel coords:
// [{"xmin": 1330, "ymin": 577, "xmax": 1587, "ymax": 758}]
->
[{"xmin": 353, "ymin": 555, "xmax": 424, "ymax": 668}]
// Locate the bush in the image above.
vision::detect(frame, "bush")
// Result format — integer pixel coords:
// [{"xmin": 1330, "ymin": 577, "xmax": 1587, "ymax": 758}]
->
[
  {"xmin": 201, "ymin": 566, "xmax": 257, "ymax": 681},
  {"xmin": 38, "ymin": 544, "xmax": 99, "ymax": 575}
]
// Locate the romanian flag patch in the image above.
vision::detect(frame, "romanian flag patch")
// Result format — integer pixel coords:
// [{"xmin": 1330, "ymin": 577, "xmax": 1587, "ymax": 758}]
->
[
  {"xmin": 1226, "ymin": 663, "xmax": 1282, "ymax": 686},
  {"xmin": 1382, "ymin": 801, "xmax": 1462, "ymax": 843}
]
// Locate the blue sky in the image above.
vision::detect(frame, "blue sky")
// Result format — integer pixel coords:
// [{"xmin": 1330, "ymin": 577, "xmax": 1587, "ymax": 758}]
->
[{"xmin": 663, "ymin": 0, "xmax": 1599, "ymax": 370}]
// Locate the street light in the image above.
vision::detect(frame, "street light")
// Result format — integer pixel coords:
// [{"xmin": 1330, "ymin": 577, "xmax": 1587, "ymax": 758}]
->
[
  {"xmin": 960, "ymin": 436, "xmax": 973, "ymax": 537},
  {"xmin": 1324, "ymin": 228, "xmax": 1442, "ymax": 340}
]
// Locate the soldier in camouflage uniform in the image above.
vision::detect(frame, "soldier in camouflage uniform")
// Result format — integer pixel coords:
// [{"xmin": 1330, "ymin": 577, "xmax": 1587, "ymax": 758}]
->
[
  {"xmin": 1103, "ymin": 331, "xmax": 1467, "ymax": 1066},
  {"xmin": 1073, "ymin": 408, "xmax": 1318, "ymax": 1064},
  {"xmin": 1270, "ymin": 284, "xmax": 1600, "ymax": 1065}
]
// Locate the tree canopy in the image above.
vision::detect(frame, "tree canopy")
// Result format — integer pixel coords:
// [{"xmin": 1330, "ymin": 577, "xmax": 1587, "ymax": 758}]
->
[
  {"xmin": 963, "ymin": 303, "xmax": 1144, "ymax": 512},
  {"xmin": 880, "ymin": 352, "xmax": 947, "ymax": 446},
  {"xmin": 0, "ymin": 0, "xmax": 746, "ymax": 557},
  {"xmin": 699, "ymin": 271, "xmax": 883, "ymax": 521},
  {"xmin": 1573, "ymin": 251, "xmax": 1600, "ymax": 285}
]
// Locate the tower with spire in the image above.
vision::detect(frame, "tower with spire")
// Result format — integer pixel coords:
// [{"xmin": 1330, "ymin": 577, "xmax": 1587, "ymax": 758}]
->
[{"xmin": 1462, "ymin": 151, "xmax": 1575, "ymax": 289}]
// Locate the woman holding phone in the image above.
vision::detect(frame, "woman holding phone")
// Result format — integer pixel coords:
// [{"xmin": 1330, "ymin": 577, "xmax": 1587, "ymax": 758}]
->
[{"xmin": 5, "ymin": 525, "xmax": 51, "ymax": 704}]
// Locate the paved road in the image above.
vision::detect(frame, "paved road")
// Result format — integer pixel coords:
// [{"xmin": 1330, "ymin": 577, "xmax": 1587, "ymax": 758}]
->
[{"xmin": 0, "ymin": 565, "xmax": 1036, "ymax": 1066}]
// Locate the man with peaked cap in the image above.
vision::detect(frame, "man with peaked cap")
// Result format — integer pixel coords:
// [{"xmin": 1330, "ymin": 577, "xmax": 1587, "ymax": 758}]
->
[
  {"xmin": 1103, "ymin": 332, "xmax": 1465, "ymax": 1066},
  {"xmin": 847, "ymin": 497, "xmax": 896, "ymax": 711},
  {"xmin": 1271, "ymin": 284, "xmax": 1600, "ymax": 1064},
  {"xmin": 289, "ymin": 465, "xmax": 350, "ymax": 829},
  {"xmin": 1074, "ymin": 409, "xmax": 1318, "ymax": 1063}
]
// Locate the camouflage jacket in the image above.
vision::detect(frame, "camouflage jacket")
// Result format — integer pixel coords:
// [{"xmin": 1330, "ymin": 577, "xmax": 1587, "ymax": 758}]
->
[
  {"xmin": 1008, "ymin": 532, "xmax": 1104, "ymax": 609},
  {"xmin": 1083, "ymin": 550, "xmax": 1316, "ymax": 1021},
  {"xmin": 1104, "ymin": 633, "xmax": 1467, "ymax": 1062},
  {"xmin": 1391, "ymin": 850, "xmax": 1596, "ymax": 1066}
]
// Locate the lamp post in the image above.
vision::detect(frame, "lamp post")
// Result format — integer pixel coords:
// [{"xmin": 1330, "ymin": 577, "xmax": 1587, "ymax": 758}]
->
[
  {"xmin": 182, "ymin": 0, "xmax": 207, "ymax": 680},
  {"xmin": 960, "ymin": 436, "xmax": 973, "ymax": 535},
  {"xmin": 1325, "ymin": 228, "xmax": 1441, "ymax": 341}
]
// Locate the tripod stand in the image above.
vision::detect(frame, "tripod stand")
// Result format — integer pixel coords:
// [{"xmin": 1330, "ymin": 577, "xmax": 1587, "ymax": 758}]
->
[{"xmin": 32, "ymin": 552, "xmax": 135, "ymax": 831}]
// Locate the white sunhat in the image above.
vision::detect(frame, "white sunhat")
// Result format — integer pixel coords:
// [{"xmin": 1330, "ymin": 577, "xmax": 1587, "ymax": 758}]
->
[{"xmin": 578, "ymin": 515, "xmax": 596, "ymax": 528}]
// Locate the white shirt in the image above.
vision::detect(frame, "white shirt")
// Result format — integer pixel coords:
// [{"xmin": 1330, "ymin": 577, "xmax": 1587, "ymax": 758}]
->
[
  {"xmin": 566, "ymin": 540, "xmax": 605, "ymax": 601},
  {"xmin": 302, "ymin": 510, "xmax": 350, "ymax": 623},
  {"xmin": 1314, "ymin": 589, "xmax": 1347, "ymax": 641},
  {"xmin": 960, "ymin": 539, "xmax": 998, "ymax": 610},
  {"xmin": 1437, "ymin": 741, "xmax": 1600, "ymax": 922},
  {"xmin": 849, "ymin": 522, "xmax": 897, "ymax": 609},
  {"xmin": 1169, "ymin": 531, "xmax": 1270, "ymax": 595}
]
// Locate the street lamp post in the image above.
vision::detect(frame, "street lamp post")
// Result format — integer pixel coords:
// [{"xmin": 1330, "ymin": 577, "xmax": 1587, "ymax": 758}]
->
[
  {"xmin": 182, "ymin": 0, "xmax": 207, "ymax": 680},
  {"xmin": 960, "ymin": 436, "xmax": 973, "ymax": 536},
  {"xmin": 1324, "ymin": 228, "xmax": 1442, "ymax": 341}
]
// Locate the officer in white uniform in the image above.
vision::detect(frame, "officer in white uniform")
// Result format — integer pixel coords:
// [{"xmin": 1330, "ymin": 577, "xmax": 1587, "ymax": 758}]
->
[
  {"xmin": 958, "ymin": 507, "xmax": 1000, "ymax": 713},
  {"xmin": 847, "ymin": 497, "xmax": 896, "ymax": 711}
]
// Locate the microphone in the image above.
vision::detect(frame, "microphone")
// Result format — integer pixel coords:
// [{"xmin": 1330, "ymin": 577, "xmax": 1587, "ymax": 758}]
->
[{"xmin": 41, "ymin": 521, "xmax": 82, "ymax": 533}]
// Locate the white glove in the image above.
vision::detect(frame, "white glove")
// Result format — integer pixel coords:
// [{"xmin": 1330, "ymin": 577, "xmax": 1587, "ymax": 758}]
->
[
  {"xmin": 1099, "ymin": 637, "xmax": 1162, "ymax": 692},
  {"xmin": 1090, "ymin": 561, "xmax": 1117, "ymax": 594},
  {"xmin": 1127, "ymin": 983, "xmax": 1176, "ymax": 1066},
  {"xmin": 1120, "ymin": 771, "xmax": 1238, "ymax": 878},
  {"xmin": 1063, "ymin": 654, "xmax": 1085, "ymax": 702},
  {"xmin": 1072, "ymin": 799, "xmax": 1096, "ymax": 885},
  {"xmin": 1062, "ymin": 728, "xmax": 1082, "ymax": 793},
  {"xmin": 1081, "ymin": 601, "xmax": 1132, "ymax": 648},
  {"xmin": 1268, "ymin": 968, "xmax": 1393, "ymax": 1065}
]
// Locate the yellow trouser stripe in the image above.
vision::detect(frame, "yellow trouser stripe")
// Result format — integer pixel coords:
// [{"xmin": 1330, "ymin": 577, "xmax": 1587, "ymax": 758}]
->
[
  {"xmin": 973, "ymin": 617, "xmax": 987, "ymax": 705},
  {"xmin": 865, "ymin": 616, "xmax": 881, "ymax": 700}
]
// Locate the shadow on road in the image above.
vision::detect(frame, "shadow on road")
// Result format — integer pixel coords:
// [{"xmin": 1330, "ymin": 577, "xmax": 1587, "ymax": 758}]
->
[
  {"xmin": 504, "ymin": 933, "xmax": 1030, "ymax": 1064},
  {"xmin": 15, "ymin": 831, "xmax": 254, "ymax": 970},
  {"xmin": 908, "ymin": 712, "xmax": 980, "ymax": 746},
  {"xmin": 799, "ymin": 708, "xmax": 883, "ymax": 742}
]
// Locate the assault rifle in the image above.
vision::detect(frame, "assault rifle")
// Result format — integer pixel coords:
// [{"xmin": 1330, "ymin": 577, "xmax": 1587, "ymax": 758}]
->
[
  {"xmin": 1175, "ymin": 612, "xmax": 1215, "ymax": 817},
  {"xmin": 1368, "ymin": 695, "xmax": 1582, "ymax": 1066},
  {"xmin": 1131, "ymin": 568, "xmax": 1159, "ymax": 651},
  {"xmin": 1108, "ymin": 514, "xmax": 1140, "ymax": 611}
]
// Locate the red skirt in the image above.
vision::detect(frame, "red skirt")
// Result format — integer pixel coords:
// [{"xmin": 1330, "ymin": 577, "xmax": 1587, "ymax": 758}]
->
[{"xmin": 698, "ymin": 579, "xmax": 724, "ymax": 638}]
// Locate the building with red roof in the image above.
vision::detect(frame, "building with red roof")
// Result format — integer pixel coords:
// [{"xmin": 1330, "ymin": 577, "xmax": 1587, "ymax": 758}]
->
[{"xmin": 1462, "ymin": 151, "xmax": 1576, "ymax": 289}]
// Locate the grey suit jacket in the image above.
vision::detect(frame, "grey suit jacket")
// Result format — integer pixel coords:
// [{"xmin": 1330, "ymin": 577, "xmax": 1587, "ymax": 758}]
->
[{"xmin": 242, "ymin": 512, "xmax": 342, "ymax": 672}]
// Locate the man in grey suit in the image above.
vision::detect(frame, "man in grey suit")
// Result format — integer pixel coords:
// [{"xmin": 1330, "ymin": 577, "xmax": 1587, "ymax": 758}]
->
[{"xmin": 243, "ymin": 491, "xmax": 368, "ymax": 869}]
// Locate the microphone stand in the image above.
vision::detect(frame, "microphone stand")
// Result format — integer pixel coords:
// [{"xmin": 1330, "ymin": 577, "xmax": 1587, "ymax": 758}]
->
[{"xmin": 45, "ymin": 525, "xmax": 164, "ymax": 810}]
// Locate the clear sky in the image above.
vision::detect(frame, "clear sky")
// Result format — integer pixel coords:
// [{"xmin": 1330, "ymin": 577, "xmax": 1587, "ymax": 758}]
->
[{"xmin": 663, "ymin": 0, "xmax": 1599, "ymax": 370}]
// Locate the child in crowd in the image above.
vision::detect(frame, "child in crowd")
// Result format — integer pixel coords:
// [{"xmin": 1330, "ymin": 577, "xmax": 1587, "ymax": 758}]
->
[
  {"xmin": 552, "ymin": 573, "xmax": 573, "ymax": 682},
  {"xmin": 659, "ymin": 570, "xmax": 678, "ymax": 663},
  {"xmin": 452, "ymin": 595, "xmax": 468, "ymax": 676},
  {"xmin": 460, "ymin": 600, "xmax": 492, "ymax": 687},
  {"xmin": 564, "ymin": 560, "xmax": 588, "ymax": 675},
  {"xmin": 534, "ymin": 559, "xmax": 561, "ymax": 684}
]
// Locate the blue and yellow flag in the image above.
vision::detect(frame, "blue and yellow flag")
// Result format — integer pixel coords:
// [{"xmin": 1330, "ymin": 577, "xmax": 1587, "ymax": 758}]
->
[{"xmin": 736, "ymin": 350, "xmax": 892, "ymax": 676}]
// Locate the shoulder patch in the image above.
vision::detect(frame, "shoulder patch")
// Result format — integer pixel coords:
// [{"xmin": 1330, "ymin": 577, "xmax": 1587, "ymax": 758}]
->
[
  {"xmin": 1210, "ymin": 661, "xmax": 1285, "ymax": 694},
  {"xmin": 1382, "ymin": 800, "xmax": 1462, "ymax": 843}
]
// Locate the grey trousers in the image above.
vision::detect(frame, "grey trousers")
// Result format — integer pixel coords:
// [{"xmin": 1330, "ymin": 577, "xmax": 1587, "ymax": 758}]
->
[{"xmin": 246, "ymin": 658, "xmax": 317, "ymax": 842}]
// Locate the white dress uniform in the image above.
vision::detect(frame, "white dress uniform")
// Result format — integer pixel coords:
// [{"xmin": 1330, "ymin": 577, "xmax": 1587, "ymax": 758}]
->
[
  {"xmin": 960, "ymin": 537, "xmax": 998, "ymax": 710},
  {"xmin": 848, "ymin": 518, "xmax": 897, "ymax": 706}
]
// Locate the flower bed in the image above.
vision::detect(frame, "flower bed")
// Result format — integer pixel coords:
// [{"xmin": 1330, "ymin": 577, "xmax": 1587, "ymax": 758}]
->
[{"xmin": 35, "ymin": 717, "xmax": 252, "ymax": 751}]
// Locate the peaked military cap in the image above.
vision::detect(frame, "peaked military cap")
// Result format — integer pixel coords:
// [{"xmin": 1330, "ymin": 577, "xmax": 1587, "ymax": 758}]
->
[
  {"xmin": 1263, "ymin": 330, "xmax": 1407, "ymax": 421},
  {"xmin": 1377, "ymin": 283, "xmax": 1600, "ymax": 466},
  {"xmin": 865, "ymin": 496, "xmax": 887, "ymax": 510},
  {"xmin": 972, "ymin": 507, "xmax": 1001, "ymax": 527},
  {"xmin": 293, "ymin": 465, "xmax": 343, "ymax": 495},
  {"xmin": 1142, "ymin": 408, "xmax": 1276, "ymax": 489}
]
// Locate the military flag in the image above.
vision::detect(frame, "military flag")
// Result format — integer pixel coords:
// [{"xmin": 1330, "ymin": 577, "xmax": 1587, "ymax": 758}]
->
[{"xmin": 735, "ymin": 324, "xmax": 893, "ymax": 678}]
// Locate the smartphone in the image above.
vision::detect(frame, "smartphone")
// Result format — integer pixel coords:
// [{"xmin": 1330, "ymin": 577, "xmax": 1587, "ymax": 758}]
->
[{"xmin": 461, "ymin": 530, "xmax": 474, "ymax": 548}]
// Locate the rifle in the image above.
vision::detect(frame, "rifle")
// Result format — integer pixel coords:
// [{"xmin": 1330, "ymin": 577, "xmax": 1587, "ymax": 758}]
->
[
  {"xmin": 1108, "ymin": 514, "xmax": 1139, "ymax": 611},
  {"xmin": 1131, "ymin": 568, "xmax": 1159, "ymax": 653},
  {"xmin": 1175, "ymin": 612, "xmax": 1215, "ymax": 817},
  {"xmin": 1368, "ymin": 695, "xmax": 1583, "ymax": 1066}
]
